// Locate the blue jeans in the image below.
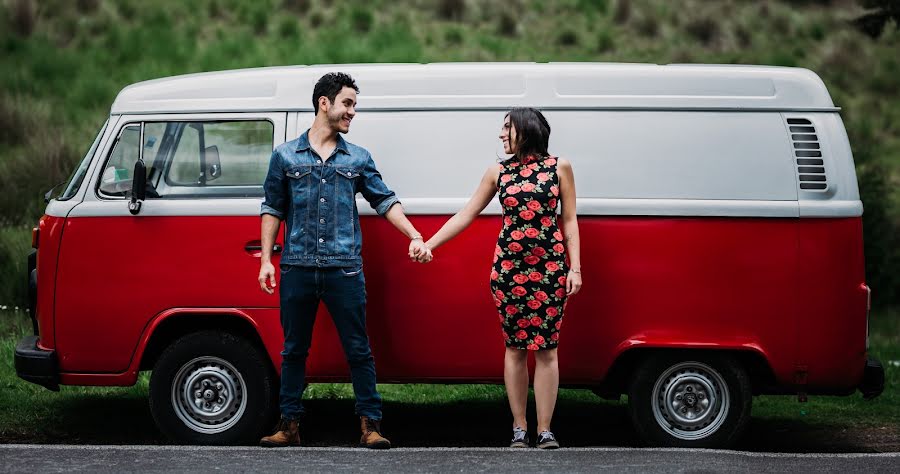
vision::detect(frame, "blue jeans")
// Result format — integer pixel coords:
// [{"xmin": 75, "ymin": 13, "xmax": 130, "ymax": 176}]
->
[{"xmin": 278, "ymin": 264, "xmax": 382, "ymax": 420}]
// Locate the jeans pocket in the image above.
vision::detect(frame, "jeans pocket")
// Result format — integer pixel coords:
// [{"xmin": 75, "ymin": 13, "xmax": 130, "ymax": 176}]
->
[
  {"xmin": 340, "ymin": 265, "xmax": 363, "ymax": 277},
  {"xmin": 280, "ymin": 264, "xmax": 295, "ymax": 275}
]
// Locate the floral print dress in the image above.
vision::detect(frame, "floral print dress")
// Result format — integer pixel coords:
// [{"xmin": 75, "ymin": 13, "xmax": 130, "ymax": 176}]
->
[{"xmin": 491, "ymin": 156, "xmax": 567, "ymax": 351}]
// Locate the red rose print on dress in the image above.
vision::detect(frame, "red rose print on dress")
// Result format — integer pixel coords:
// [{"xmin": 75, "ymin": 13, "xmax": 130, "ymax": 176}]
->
[
  {"xmin": 512, "ymin": 286, "xmax": 527, "ymax": 296},
  {"xmin": 520, "ymin": 168, "xmax": 533, "ymax": 178},
  {"xmin": 513, "ymin": 273, "xmax": 529, "ymax": 284},
  {"xmin": 506, "ymin": 305, "xmax": 518, "ymax": 315},
  {"xmin": 546, "ymin": 306, "xmax": 558, "ymax": 317},
  {"xmin": 504, "ymin": 197, "xmax": 519, "ymax": 207},
  {"xmin": 550, "ymin": 185, "xmax": 559, "ymax": 196},
  {"xmin": 528, "ymin": 162, "xmax": 538, "ymax": 170},
  {"xmin": 501, "ymin": 174, "xmax": 512, "ymax": 183},
  {"xmin": 558, "ymin": 276, "xmax": 567, "ymax": 286},
  {"xmin": 495, "ymin": 290, "xmax": 505, "ymax": 300},
  {"xmin": 507, "ymin": 185, "xmax": 521, "ymax": 195},
  {"xmin": 537, "ymin": 172, "xmax": 550, "ymax": 182},
  {"xmin": 534, "ymin": 335, "xmax": 545, "ymax": 345},
  {"xmin": 534, "ymin": 290, "xmax": 549, "ymax": 302},
  {"xmin": 527, "ymin": 344, "xmax": 539, "ymax": 350},
  {"xmin": 530, "ymin": 316, "xmax": 543, "ymax": 326},
  {"xmin": 555, "ymin": 320, "xmax": 562, "ymax": 330},
  {"xmin": 522, "ymin": 183, "xmax": 536, "ymax": 192},
  {"xmin": 519, "ymin": 210, "xmax": 535, "ymax": 220},
  {"xmin": 529, "ymin": 271, "xmax": 543, "ymax": 282},
  {"xmin": 517, "ymin": 318, "xmax": 529, "ymax": 328},
  {"xmin": 548, "ymin": 198, "xmax": 557, "ymax": 208},
  {"xmin": 527, "ymin": 300, "xmax": 542, "ymax": 310},
  {"xmin": 490, "ymin": 270, "xmax": 499, "ymax": 280},
  {"xmin": 545, "ymin": 261, "xmax": 560, "ymax": 272},
  {"xmin": 504, "ymin": 216, "xmax": 513, "ymax": 226},
  {"xmin": 541, "ymin": 217, "xmax": 552, "ymax": 227},
  {"xmin": 532, "ymin": 247, "xmax": 546, "ymax": 257},
  {"xmin": 501, "ymin": 260, "xmax": 514, "ymax": 270},
  {"xmin": 553, "ymin": 243, "xmax": 565, "ymax": 253},
  {"xmin": 527, "ymin": 200, "xmax": 542, "ymax": 211},
  {"xmin": 516, "ymin": 330, "xmax": 528, "ymax": 340},
  {"xmin": 524, "ymin": 255, "xmax": 539, "ymax": 265},
  {"xmin": 545, "ymin": 158, "xmax": 557, "ymax": 165},
  {"xmin": 511, "ymin": 230, "xmax": 525, "ymax": 240},
  {"xmin": 508, "ymin": 242, "xmax": 523, "ymax": 252},
  {"xmin": 550, "ymin": 332, "xmax": 559, "ymax": 342},
  {"xmin": 524, "ymin": 228, "xmax": 539, "ymax": 238},
  {"xmin": 553, "ymin": 231, "xmax": 563, "ymax": 241},
  {"xmin": 555, "ymin": 288, "xmax": 566, "ymax": 299}
]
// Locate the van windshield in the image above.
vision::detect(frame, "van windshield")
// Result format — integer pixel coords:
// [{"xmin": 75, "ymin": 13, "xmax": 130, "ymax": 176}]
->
[{"xmin": 57, "ymin": 119, "xmax": 108, "ymax": 201}]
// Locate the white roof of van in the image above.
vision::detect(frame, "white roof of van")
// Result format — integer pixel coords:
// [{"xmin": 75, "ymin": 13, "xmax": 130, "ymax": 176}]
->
[{"xmin": 110, "ymin": 63, "xmax": 837, "ymax": 114}]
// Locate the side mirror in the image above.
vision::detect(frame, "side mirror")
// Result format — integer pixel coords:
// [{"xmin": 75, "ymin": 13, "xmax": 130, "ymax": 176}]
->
[
  {"xmin": 128, "ymin": 160, "xmax": 146, "ymax": 215},
  {"xmin": 205, "ymin": 145, "xmax": 221, "ymax": 181}
]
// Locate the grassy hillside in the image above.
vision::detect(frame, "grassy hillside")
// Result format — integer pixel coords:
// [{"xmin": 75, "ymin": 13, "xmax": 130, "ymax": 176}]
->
[{"xmin": 1, "ymin": 0, "xmax": 898, "ymax": 306}]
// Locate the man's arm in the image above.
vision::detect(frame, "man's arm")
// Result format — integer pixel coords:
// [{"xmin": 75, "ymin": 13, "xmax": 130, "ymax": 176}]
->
[
  {"xmin": 258, "ymin": 214, "xmax": 281, "ymax": 294},
  {"xmin": 359, "ymin": 152, "xmax": 428, "ymax": 260},
  {"xmin": 258, "ymin": 150, "xmax": 286, "ymax": 294}
]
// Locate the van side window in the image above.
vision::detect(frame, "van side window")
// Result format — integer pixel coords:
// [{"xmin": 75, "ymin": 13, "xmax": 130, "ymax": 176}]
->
[
  {"xmin": 98, "ymin": 120, "xmax": 274, "ymax": 199},
  {"xmin": 98, "ymin": 125, "xmax": 142, "ymax": 197}
]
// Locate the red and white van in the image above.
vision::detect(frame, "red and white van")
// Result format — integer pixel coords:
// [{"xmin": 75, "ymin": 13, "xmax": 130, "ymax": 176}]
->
[{"xmin": 15, "ymin": 63, "xmax": 884, "ymax": 447}]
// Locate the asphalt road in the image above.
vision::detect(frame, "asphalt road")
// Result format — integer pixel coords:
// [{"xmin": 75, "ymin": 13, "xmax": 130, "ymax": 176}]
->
[{"xmin": 0, "ymin": 445, "xmax": 898, "ymax": 473}]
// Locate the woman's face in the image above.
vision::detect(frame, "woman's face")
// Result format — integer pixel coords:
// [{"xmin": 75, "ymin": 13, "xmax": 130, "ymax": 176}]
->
[{"xmin": 500, "ymin": 116, "xmax": 517, "ymax": 155}]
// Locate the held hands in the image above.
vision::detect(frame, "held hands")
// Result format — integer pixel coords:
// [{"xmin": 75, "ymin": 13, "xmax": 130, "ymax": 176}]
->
[
  {"xmin": 409, "ymin": 238, "xmax": 433, "ymax": 263},
  {"xmin": 258, "ymin": 260, "xmax": 276, "ymax": 294}
]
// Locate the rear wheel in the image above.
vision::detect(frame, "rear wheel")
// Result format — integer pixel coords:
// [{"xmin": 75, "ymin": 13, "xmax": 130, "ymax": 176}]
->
[
  {"xmin": 627, "ymin": 354, "xmax": 751, "ymax": 448},
  {"xmin": 149, "ymin": 330, "xmax": 278, "ymax": 445}
]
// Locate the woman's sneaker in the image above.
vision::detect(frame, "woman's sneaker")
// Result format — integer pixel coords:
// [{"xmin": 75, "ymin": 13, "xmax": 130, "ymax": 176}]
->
[
  {"xmin": 537, "ymin": 430, "xmax": 560, "ymax": 449},
  {"xmin": 510, "ymin": 427, "xmax": 529, "ymax": 448}
]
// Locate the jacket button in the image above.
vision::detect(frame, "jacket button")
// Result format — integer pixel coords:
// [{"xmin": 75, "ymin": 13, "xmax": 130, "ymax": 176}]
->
[
  {"xmin": 320, "ymin": 198, "xmax": 325, "ymax": 202},
  {"xmin": 321, "ymin": 179, "xmax": 326, "ymax": 183},
  {"xmin": 320, "ymin": 218, "xmax": 325, "ymax": 224},
  {"xmin": 319, "ymin": 238, "xmax": 324, "ymax": 243},
  {"xmin": 294, "ymin": 171, "xmax": 300, "ymax": 176}
]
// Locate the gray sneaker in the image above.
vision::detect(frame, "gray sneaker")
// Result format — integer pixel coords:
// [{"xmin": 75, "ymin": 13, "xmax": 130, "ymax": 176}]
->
[
  {"xmin": 537, "ymin": 430, "xmax": 560, "ymax": 449},
  {"xmin": 510, "ymin": 427, "xmax": 529, "ymax": 448}
]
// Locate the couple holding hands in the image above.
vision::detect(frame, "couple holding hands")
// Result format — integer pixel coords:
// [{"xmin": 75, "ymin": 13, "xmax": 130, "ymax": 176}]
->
[{"xmin": 257, "ymin": 72, "xmax": 581, "ymax": 450}]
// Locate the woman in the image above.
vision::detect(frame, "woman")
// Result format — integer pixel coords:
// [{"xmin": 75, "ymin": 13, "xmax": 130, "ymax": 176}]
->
[{"xmin": 420, "ymin": 107, "xmax": 582, "ymax": 448}]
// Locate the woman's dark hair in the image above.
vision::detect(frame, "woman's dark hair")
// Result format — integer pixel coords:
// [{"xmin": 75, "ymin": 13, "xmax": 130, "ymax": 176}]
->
[
  {"xmin": 312, "ymin": 72, "xmax": 359, "ymax": 114},
  {"xmin": 506, "ymin": 107, "xmax": 551, "ymax": 164}
]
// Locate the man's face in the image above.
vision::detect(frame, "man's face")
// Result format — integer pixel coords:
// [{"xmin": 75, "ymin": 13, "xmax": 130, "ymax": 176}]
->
[{"xmin": 322, "ymin": 86, "xmax": 357, "ymax": 134}]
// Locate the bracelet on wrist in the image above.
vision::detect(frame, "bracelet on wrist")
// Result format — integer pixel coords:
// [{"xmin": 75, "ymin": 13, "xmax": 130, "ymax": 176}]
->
[
  {"xmin": 410, "ymin": 234, "xmax": 423, "ymax": 241},
  {"xmin": 569, "ymin": 268, "xmax": 581, "ymax": 274}
]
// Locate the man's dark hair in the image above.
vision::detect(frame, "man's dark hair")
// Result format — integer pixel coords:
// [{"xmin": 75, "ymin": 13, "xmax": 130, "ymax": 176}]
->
[
  {"xmin": 312, "ymin": 72, "xmax": 359, "ymax": 114},
  {"xmin": 506, "ymin": 107, "xmax": 551, "ymax": 164}
]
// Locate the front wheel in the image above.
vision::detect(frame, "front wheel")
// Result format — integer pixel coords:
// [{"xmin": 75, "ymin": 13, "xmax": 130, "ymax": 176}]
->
[
  {"xmin": 627, "ymin": 354, "xmax": 751, "ymax": 448},
  {"xmin": 149, "ymin": 330, "xmax": 278, "ymax": 445}
]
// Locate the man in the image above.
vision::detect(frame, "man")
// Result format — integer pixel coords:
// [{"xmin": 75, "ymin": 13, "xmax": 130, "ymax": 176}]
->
[{"xmin": 257, "ymin": 72, "xmax": 430, "ymax": 449}]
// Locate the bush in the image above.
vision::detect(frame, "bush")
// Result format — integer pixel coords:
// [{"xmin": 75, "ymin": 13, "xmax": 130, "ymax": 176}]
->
[
  {"xmin": 350, "ymin": 7, "xmax": 374, "ymax": 33},
  {"xmin": 685, "ymin": 16, "xmax": 719, "ymax": 45},
  {"xmin": 437, "ymin": 0, "xmax": 466, "ymax": 21},
  {"xmin": 558, "ymin": 30, "xmax": 579, "ymax": 46}
]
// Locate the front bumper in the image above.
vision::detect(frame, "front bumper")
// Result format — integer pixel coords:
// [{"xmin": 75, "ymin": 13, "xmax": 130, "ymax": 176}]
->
[
  {"xmin": 14, "ymin": 335, "xmax": 59, "ymax": 391},
  {"xmin": 859, "ymin": 356, "xmax": 884, "ymax": 400}
]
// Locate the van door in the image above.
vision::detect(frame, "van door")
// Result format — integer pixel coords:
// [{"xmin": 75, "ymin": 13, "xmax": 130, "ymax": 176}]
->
[{"xmin": 55, "ymin": 113, "xmax": 286, "ymax": 373}]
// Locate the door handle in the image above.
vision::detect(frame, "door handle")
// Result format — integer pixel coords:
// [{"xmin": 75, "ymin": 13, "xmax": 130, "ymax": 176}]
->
[{"xmin": 245, "ymin": 243, "xmax": 283, "ymax": 253}]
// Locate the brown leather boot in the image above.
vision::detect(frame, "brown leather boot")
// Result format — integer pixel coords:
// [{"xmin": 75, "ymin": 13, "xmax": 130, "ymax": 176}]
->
[
  {"xmin": 259, "ymin": 418, "xmax": 300, "ymax": 447},
  {"xmin": 359, "ymin": 416, "xmax": 391, "ymax": 449}
]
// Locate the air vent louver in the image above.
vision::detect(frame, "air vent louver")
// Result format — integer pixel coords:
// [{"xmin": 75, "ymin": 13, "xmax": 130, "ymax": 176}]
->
[{"xmin": 787, "ymin": 118, "xmax": 827, "ymax": 191}]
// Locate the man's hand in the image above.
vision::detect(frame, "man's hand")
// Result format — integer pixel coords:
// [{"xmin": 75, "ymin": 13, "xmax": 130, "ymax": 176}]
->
[
  {"xmin": 258, "ymin": 261, "xmax": 276, "ymax": 294},
  {"xmin": 566, "ymin": 271, "xmax": 582, "ymax": 296},
  {"xmin": 409, "ymin": 239, "xmax": 432, "ymax": 263}
]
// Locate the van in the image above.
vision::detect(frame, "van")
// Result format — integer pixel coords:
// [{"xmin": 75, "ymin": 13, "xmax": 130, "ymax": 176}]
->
[{"xmin": 14, "ymin": 63, "xmax": 884, "ymax": 447}]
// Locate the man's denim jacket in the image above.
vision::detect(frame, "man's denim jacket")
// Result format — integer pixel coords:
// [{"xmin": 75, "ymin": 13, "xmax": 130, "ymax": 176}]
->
[{"xmin": 261, "ymin": 130, "xmax": 399, "ymax": 268}]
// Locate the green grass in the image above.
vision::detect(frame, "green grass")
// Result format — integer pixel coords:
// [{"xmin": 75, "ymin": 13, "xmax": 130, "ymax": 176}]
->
[{"xmin": 1, "ymin": 307, "xmax": 897, "ymax": 444}]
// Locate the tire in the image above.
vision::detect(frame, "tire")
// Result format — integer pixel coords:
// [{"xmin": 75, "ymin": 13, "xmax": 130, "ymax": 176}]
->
[
  {"xmin": 149, "ymin": 330, "xmax": 278, "ymax": 445},
  {"xmin": 627, "ymin": 353, "xmax": 752, "ymax": 448}
]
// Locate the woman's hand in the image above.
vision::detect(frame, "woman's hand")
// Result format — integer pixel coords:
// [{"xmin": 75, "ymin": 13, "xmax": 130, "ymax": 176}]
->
[{"xmin": 566, "ymin": 270, "xmax": 582, "ymax": 296}]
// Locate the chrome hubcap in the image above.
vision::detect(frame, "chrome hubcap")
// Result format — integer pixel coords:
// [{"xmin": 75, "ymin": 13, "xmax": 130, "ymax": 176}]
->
[
  {"xmin": 171, "ymin": 357, "xmax": 247, "ymax": 434},
  {"xmin": 651, "ymin": 361, "xmax": 729, "ymax": 440}
]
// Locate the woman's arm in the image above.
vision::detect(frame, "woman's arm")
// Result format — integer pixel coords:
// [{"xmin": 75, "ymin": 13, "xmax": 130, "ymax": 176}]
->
[
  {"xmin": 424, "ymin": 165, "xmax": 501, "ymax": 254},
  {"xmin": 557, "ymin": 159, "xmax": 582, "ymax": 295}
]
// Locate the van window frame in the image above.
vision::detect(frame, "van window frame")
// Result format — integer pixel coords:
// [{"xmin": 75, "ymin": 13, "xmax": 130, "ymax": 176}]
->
[
  {"xmin": 57, "ymin": 119, "xmax": 109, "ymax": 201},
  {"xmin": 94, "ymin": 117, "xmax": 276, "ymax": 201}
]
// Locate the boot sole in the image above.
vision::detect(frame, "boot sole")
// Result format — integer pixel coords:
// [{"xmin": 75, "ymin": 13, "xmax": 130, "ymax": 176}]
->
[
  {"xmin": 510, "ymin": 441, "xmax": 529, "ymax": 448},
  {"xmin": 537, "ymin": 441, "xmax": 560, "ymax": 449},
  {"xmin": 359, "ymin": 440, "xmax": 392, "ymax": 449}
]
